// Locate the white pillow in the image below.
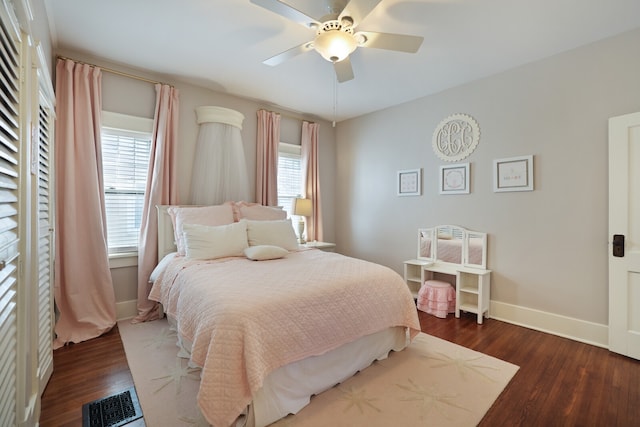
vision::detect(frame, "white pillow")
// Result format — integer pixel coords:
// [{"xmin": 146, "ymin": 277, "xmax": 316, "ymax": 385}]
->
[
  {"xmin": 182, "ymin": 221, "xmax": 248, "ymax": 260},
  {"xmin": 149, "ymin": 252, "xmax": 177, "ymax": 283},
  {"xmin": 168, "ymin": 205, "xmax": 235, "ymax": 255},
  {"xmin": 246, "ymin": 219, "xmax": 299, "ymax": 251},
  {"xmin": 244, "ymin": 245, "xmax": 288, "ymax": 261}
]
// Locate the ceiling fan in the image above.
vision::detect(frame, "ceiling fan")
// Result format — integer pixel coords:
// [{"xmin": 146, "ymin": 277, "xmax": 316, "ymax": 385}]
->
[{"xmin": 251, "ymin": 0, "xmax": 424, "ymax": 83}]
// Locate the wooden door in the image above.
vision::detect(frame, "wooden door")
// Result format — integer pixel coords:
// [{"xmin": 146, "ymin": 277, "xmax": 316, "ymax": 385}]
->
[
  {"xmin": 36, "ymin": 94, "xmax": 54, "ymax": 392},
  {"xmin": 0, "ymin": 4, "xmax": 21, "ymax": 424},
  {"xmin": 608, "ymin": 112, "xmax": 640, "ymax": 360}
]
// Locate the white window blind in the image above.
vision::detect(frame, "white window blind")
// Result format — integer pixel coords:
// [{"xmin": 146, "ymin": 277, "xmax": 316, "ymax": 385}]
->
[
  {"xmin": 277, "ymin": 142, "xmax": 302, "ymax": 217},
  {"xmin": 101, "ymin": 113, "xmax": 153, "ymax": 254}
]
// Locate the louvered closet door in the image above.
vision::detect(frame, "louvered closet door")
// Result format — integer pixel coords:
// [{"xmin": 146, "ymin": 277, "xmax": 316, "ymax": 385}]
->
[
  {"xmin": 0, "ymin": 6, "xmax": 20, "ymax": 426},
  {"xmin": 37, "ymin": 101, "xmax": 53, "ymax": 389}
]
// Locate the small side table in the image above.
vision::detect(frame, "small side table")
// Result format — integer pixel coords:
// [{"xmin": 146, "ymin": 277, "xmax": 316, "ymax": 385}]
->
[{"xmin": 302, "ymin": 241, "xmax": 336, "ymax": 252}]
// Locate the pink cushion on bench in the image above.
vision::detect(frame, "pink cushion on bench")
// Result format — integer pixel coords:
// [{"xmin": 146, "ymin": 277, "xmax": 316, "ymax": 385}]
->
[{"xmin": 416, "ymin": 280, "xmax": 455, "ymax": 318}]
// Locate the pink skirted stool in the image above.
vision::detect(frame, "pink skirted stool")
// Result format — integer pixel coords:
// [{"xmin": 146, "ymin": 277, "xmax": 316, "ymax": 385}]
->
[{"xmin": 416, "ymin": 280, "xmax": 456, "ymax": 318}]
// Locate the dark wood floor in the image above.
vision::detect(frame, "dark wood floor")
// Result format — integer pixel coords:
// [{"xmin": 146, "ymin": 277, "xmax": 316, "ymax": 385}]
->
[
  {"xmin": 40, "ymin": 325, "xmax": 136, "ymax": 427},
  {"xmin": 40, "ymin": 311, "xmax": 640, "ymax": 426}
]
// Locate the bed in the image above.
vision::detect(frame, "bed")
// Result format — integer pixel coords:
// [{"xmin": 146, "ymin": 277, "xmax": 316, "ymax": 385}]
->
[{"xmin": 148, "ymin": 203, "xmax": 421, "ymax": 427}]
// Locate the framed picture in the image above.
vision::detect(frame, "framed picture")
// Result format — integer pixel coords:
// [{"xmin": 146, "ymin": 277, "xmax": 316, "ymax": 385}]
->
[
  {"xmin": 494, "ymin": 155, "xmax": 534, "ymax": 192},
  {"xmin": 439, "ymin": 163, "xmax": 470, "ymax": 194},
  {"xmin": 397, "ymin": 169, "xmax": 421, "ymax": 196}
]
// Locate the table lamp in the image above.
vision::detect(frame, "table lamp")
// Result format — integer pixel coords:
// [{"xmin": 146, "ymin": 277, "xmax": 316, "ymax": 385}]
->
[{"xmin": 292, "ymin": 198, "xmax": 312, "ymax": 244}]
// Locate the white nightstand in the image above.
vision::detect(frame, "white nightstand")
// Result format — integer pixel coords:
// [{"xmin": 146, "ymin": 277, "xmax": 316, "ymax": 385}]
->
[{"xmin": 302, "ymin": 241, "xmax": 336, "ymax": 252}]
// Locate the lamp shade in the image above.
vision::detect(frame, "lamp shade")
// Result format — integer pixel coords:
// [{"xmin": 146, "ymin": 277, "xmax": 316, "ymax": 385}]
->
[
  {"xmin": 314, "ymin": 30, "xmax": 357, "ymax": 62},
  {"xmin": 293, "ymin": 198, "xmax": 312, "ymax": 217}
]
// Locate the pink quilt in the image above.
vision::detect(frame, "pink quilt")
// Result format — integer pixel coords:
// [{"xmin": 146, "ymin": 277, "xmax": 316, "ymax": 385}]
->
[{"xmin": 149, "ymin": 250, "xmax": 420, "ymax": 427}]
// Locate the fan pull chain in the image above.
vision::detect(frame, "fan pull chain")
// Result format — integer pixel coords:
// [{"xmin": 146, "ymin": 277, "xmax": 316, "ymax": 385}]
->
[{"xmin": 332, "ymin": 72, "xmax": 337, "ymax": 128}]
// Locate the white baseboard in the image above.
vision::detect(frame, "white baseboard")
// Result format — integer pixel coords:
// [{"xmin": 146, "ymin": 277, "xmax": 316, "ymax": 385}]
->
[
  {"xmin": 116, "ymin": 299, "xmax": 138, "ymax": 320},
  {"xmin": 489, "ymin": 300, "xmax": 608, "ymax": 348}
]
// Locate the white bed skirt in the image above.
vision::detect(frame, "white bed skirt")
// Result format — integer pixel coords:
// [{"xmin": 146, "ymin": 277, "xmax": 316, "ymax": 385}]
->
[{"xmin": 167, "ymin": 315, "xmax": 409, "ymax": 427}]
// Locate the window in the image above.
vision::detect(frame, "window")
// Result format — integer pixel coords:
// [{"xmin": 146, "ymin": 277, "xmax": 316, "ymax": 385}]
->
[
  {"xmin": 277, "ymin": 142, "xmax": 303, "ymax": 217},
  {"xmin": 101, "ymin": 112, "xmax": 153, "ymax": 254}
]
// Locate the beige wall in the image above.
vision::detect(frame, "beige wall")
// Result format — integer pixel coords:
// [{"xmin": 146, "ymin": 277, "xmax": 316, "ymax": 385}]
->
[{"xmin": 336, "ymin": 27, "xmax": 640, "ymax": 332}]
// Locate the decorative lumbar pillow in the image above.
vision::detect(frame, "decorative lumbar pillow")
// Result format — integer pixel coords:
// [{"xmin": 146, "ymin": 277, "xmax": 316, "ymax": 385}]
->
[
  {"xmin": 245, "ymin": 219, "xmax": 299, "ymax": 251},
  {"xmin": 244, "ymin": 245, "xmax": 288, "ymax": 261},
  {"xmin": 168, "ymin": 205, "xmax": 235, "ymax": 255},
  {"xmin": 182, "ymin": 221, "xmax": 248, "ymax": 260}
]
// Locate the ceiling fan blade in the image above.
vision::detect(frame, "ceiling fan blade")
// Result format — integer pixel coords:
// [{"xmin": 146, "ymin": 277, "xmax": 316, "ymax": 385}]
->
[
  {"xmin": 263, "ymin": 42, "xmax": 314, "ymax": 66},
  {"xmin": 250, "ymin": 0, "xmax": 320, "ymax": 28},
  {"xmin": 334, "ymin": 57, "xmax": 354, "ymax": 83},
  {"xmin": 357, "ymin": 31, "xmax": 423, "ymax": 53},
  {"xmin": 339, "ymin": 0, "xmax": 383, "ymax": 27}
]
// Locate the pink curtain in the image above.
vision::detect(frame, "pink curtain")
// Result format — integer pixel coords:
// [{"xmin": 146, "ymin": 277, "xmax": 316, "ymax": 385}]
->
[
  {"xmin": 53, "ymin": 58, "xmax": 116, "ymax": 348},
  {"xmin": 301, "ymin": 121, "xmax": 323, "ymax": 241},
  {"xmin": 134, "ymin": 84, "xmax": 180, "ymax": 323},
  {"xmin": 256, "ymin": 109, "xmax": 280, "ymax": 205}
]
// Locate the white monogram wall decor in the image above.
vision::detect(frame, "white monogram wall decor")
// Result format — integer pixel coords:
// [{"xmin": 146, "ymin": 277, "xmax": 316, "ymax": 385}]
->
[{"xmin": 432, "ymin": 114, "xmax": 480, "ymax": 162}]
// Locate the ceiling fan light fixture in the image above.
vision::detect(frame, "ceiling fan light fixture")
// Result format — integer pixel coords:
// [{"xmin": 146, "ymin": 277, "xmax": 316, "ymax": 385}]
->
[{"xmin": 314, "ymin": 30, "xmax": 357, "ymax": 62}]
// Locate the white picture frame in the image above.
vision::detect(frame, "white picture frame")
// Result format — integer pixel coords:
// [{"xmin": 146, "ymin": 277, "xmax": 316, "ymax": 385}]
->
[
  {"xmin": 397, "ymin": 169, "xmax": 422, "ymax": 196},
  {"xmin": 439, "ymin": 163, "xmax": 470, "ymax": 194},
  {"xmin": 494, "ymin": 155, "xmax": 534, "ymax": 192}
]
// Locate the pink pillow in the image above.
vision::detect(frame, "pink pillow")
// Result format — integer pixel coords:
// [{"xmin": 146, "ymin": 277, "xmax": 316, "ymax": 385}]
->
[
  {"xmin": 168, "ymin": 205, "xmax": 235, "ymax": 255},
  {"xmin": 238, "ymin": 203, "xmax": 286, "ymax": 221},
  {"xmin": 223, "ymin": 200, "xmax": 240, "ymax": 222}
]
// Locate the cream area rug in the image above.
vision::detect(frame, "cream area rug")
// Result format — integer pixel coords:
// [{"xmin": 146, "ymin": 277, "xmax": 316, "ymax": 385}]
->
[{"xmin": 118, "ymin": 318, "xmax": 518, "ymax": 427}]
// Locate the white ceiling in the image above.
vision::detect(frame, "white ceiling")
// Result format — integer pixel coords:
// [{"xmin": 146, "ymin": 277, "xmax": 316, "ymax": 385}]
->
[{"xmin": 45, "ymin": 0, "xmax": 640, "ymax": 122}]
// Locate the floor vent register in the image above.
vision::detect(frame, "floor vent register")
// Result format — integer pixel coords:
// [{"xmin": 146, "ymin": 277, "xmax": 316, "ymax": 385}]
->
[{"xmin": 82, "ymin": 387, "xmax": 143, "ymax": 427}]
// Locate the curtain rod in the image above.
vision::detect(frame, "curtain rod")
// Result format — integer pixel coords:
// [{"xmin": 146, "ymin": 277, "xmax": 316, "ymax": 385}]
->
[
  {"xmin": 57, "ymin": 56, "xmax": 170, "ymax": 86},
  {"xmin": 58, "ymin": 58, "xmax": 317, "ymax": 120},
  {"xmin": 260, "ymin": 108, "xmax": 316, "ymax": 124}
]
